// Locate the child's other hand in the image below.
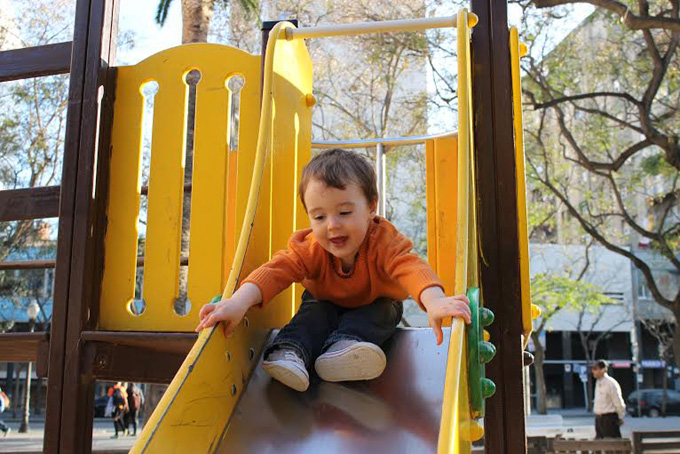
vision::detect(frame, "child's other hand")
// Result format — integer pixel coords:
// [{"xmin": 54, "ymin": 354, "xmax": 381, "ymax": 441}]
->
[
  {"xmin": 195, "ymin": 298, "xmax": 249, "ymax": 337},
  {"xmin": 422, "ymin": 293, "xmax": 471, "ymax": 346}
]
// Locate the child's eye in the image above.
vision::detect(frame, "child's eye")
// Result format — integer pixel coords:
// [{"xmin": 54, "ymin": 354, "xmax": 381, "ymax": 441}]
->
[
  {"xmin": 313, "ymin": 215, "xmax": 325, "ymax": 221},
  {"xmin": 340, "ymin": 211, "xmax": 353, "ymax": 216}
]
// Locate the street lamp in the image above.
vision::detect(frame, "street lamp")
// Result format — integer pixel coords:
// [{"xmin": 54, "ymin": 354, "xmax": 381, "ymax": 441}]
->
[{"xmin": 18, "ymin": 300, "xmax": 39, "ymax": 434}]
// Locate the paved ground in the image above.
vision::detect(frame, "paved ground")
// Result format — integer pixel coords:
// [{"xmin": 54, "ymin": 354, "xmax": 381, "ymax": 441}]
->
[
  {"xmin": 527, "ymin": 409, "xmax": 680, "ymax": 439},
  {"xmin": 1, "ymin": 411, "xmax": 679, "ymax": 451},
  {"xmin": 0, "ymin": 419, "xmax": 137, "ymax": 452}
]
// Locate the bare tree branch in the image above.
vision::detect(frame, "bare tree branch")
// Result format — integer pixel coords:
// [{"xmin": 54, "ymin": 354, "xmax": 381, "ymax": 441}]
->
[{"xmin": 533, "ymin": 0, "xmax": 680, "ymax": 32}]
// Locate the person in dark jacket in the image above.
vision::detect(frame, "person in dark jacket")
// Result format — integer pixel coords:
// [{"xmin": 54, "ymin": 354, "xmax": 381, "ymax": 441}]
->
[{"xmin": 125, "ymin": 383, "xmax": 144, "ymax": 436}]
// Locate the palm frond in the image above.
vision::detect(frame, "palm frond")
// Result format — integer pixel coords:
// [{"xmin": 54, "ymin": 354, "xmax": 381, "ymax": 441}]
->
[{"xmin": 156, "ymin": 0, "xmax": 173, "ymax": 26}]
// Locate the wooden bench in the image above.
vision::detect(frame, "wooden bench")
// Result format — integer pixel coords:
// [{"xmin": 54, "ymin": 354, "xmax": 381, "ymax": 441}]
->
[
  {"xmin": 552, "ymin": 438, "xmax": 632, "ymax": 453},
  {"xmin": 632, "ymin": 431, "xmax": 680, "ymax": 454},
  {"xmin": 527, "ymin": 436, "xmax": 632, "ymax": 453}
]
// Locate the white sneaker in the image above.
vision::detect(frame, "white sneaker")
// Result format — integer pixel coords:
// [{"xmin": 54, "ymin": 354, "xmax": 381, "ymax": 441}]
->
[
  {"xmin": 262, "ymin": 349, "xmax": 309, "ymax": 392},
  {"xmin": 315, "ymin": 340, "xmax": 386, "ymax": 382}
]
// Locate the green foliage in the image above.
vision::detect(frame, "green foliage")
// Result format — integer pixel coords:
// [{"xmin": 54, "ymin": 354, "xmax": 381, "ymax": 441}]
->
[
  {"xmin": 641, "ymin": 153, "xmax": 676, "ymax": 177},
  {"xmin": 531, "ymin": 272, "xmax": 614, "ymax": 318}
]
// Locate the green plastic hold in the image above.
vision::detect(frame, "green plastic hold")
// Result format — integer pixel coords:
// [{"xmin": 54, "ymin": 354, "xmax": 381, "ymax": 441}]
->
[
  {"xmin": 480, "ymin": 308, "xmax": 494, "ymax": 327},
  {"xmin": 479, "ymin": 341, "xmax": 496, "ymax": 364},
  {"xmin": 481, "ymin": 378, "xmax": 496, "ymax": 399},
  {"xmin": 210, "ymin": 294, "xmax": 222, "ymax": 304}
]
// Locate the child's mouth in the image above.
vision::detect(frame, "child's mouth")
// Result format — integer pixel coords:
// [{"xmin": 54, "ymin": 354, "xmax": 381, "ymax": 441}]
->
[{"xmin": 329, "ymin": 236, "xmax": 348, "ymax": 248}]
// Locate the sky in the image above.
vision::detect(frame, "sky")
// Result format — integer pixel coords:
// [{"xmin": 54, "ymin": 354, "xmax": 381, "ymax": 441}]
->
[
  {"xmin": 117, "ymin": 0, "xmax": 595, "ymax": 65},
  {"xmin": 115, "ymin": 0, "xmax": 594, "ymax": 136},
  {"xmin": 118, "ymin": 0, "xmax": 183, "ymax": 65}
]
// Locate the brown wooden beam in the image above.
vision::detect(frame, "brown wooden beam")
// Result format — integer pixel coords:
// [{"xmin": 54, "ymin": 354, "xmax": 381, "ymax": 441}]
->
[
  {"xmin": 0, "ymin": 332, "xmax": 48, "ymax": 362},
  {"xmin": 45, "ymin": 0, "xmax": 120, "ymax": 452},
  {"xmin": 0, "ymin": 260, "xmax": 57, "ymax": 270},
  {"xmin": 81, "ymin": 331, "xmax": 197, "ymax": 355},
  {"xmin": 0, "ymin": 43, "xmax": 72, "ymax": 83},
  {"xmin": 470, "ymin": 0, "xmax": 527, "ymax": 452},
  {"xmin": 0, "ymin": 186, "xmax": 61, "ymax": 221},
  {"xmin": 83, "ymin": 341, "xmax": 188, "ymax": 384}
]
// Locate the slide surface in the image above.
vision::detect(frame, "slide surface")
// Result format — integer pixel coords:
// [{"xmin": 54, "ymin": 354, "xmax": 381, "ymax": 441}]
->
[{"xmin": 218, "ymin": 328, "xmax": 452, "ymax": 454}]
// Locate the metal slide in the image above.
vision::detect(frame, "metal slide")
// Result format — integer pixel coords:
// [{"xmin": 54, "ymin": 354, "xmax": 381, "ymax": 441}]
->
[{"xmin": 219, "ymin": 328, "xmax": 451, "ymax": 454}]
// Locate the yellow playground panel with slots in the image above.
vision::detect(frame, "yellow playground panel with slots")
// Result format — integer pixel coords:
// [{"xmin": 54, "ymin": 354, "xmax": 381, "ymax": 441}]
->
[{"xmin": 95, "ymin": 10, "xmax": 536, "ymax": 454}]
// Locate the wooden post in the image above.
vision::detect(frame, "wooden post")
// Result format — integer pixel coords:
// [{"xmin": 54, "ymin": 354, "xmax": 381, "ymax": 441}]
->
[
  {"xmin": 44, "ymin": 0, "xmax": 119, "ymax": 452},
  {"xmin": 470, "ymin": 0, "xmax": 527, "ymax": 452}
]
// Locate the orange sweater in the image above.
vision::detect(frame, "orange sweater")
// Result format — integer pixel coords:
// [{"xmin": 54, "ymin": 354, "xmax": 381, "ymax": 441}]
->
[{"xmin": 242, "ymin": 217, "xmax": 442, "ymax": 309}]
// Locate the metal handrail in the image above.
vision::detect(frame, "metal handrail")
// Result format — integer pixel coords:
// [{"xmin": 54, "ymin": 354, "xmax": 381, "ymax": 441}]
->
[{"xmin": 286, "ymin": 15, "xmax": 478, "ymax": 40}]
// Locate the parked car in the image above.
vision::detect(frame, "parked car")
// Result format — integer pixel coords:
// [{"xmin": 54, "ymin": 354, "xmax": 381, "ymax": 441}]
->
[
  {"xmin": 627, "ymin": 389, "xmax": 680, "ymax": 417},
  {"xmin": 94, "ymin": 395, "xmax": 109, "ymax": 417}
]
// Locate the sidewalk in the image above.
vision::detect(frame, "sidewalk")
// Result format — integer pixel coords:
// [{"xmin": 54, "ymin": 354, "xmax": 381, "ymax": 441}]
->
[
  {"xmin": 527, "ymin": 409, "xmax": 680, "ymax": 439},
  {"xmin": 0, "ymin": 419, "xmax": 137, "ymax": 453}
]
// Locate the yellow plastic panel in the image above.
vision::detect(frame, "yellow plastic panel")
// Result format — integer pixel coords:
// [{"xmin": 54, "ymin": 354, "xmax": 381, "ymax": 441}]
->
[
  {"xmin": 188, "ymin": 49, "xmax": 262, "ymax": 321},
  {"xmin": 425, "ymin": 140, "xmax": 438, "ymax": 274},
  {"xmin": 99, "ymin": 65, "xmax": 145, "ymax": 328},
  {"xmin": 425, "ymin": 136, "xmax": 459, "ymax": 295},
  {"xmin": 141, "ymin": 60, "xmax": 189, "ymax": 328},
  {"xmin": 132, "ymin": 22, "xmax": 309, "ymax": 453},
  {"xmin": 100, "ymin": 44, "xmax": 261, "ymax": 331},
  {"xmin": 130, "ymin": 322, "xmax": 269, "ymax": 454},
  {"xmin": 510, "ymin": 28, "xmax": 533, "ymax": 345}
]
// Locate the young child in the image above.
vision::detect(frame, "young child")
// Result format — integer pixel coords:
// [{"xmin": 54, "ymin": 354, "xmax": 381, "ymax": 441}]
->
[{"xmin": 196, "ymin": 148, "xmax": 471, "ymax": 392}]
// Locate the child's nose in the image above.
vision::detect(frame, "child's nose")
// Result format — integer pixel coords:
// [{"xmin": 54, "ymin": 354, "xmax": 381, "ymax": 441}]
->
[{"xmin": 328, "ymin": 215, "xmax": 342, "ymax": 229}]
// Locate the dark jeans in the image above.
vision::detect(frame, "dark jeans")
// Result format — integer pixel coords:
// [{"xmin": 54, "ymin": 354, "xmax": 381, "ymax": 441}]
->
[
  {"xmin": 125, "ymin": 409, "xmax": 138, "ymax": 434},
  {"xmin": 265, "ymin": 291, "xmax": 403, "ymax": 368},
  {"xmin": 112, "ymin": 409, "xmax": 126, "ymax": 435},
  {"xmin": 595, "ymin": 413, "xmax": 622, "ymax": 438}
]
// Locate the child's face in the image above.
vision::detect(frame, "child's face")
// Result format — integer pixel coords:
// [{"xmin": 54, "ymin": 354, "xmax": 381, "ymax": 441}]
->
[{"xmin": 304, "ymin": 178, "xmax": 376, "ymax": 267}]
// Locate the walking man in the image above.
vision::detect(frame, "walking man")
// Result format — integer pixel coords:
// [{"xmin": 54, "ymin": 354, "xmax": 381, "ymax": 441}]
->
[{"xmin": 591, "ymin": 360, "xmax": 626, "ymax": 438}]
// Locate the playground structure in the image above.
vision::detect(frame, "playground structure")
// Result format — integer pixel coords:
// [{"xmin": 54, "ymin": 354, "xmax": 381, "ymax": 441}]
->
[{"xmin": 0, "ymin": 1, "xmax": 534, "ymax": 453}]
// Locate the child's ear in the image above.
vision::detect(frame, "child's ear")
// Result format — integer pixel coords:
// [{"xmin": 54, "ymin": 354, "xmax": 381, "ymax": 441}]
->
[{"xmin": 369, "ymin": 200, "xmax": 378, "ymax": 216}]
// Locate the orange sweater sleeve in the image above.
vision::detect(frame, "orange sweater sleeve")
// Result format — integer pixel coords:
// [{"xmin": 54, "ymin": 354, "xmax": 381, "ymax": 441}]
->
[
  {"xmin": 382, "ymin": 230, "xmax": 443, "ymax": 309},
  {"xmin": 241, "ymin": 246, "xmax": 309, "ymax": 305}
]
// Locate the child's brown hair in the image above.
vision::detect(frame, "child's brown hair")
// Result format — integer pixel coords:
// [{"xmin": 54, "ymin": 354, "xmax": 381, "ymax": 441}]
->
[{"xmin": 298, "ymin": 148, "xmax": 378, "ymax": 211}]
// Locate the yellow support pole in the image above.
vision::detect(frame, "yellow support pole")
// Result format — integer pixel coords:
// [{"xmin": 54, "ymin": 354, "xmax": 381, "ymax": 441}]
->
[
  {"xmin": 510, "ymin": 27, "xmax": 534, "ymax": 346},
  {"xmin": 436, "ymin": 8, "xmax": 477, "ymax": 454}
]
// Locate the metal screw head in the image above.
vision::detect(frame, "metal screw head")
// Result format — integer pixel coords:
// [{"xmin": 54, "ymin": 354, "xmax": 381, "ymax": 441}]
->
[{"xmin": 95, "ymin": 354, "xmax": 108, "ymax": 368}]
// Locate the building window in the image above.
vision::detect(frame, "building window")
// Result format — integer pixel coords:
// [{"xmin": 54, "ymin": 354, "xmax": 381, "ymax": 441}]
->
[{"xmin": 638, "ymin": 281, "xmax": 652, "ymax": 300}]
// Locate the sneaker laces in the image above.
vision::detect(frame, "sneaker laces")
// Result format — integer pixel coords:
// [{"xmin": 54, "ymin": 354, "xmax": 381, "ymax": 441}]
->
[{"xmin": 282, "ymin": 350, "xmax": 303, "ymax": 364}]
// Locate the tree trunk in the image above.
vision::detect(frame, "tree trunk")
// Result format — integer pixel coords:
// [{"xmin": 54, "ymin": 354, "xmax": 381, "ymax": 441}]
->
[
  {"xmin": 662, "ymin": 360, "xmax": 668, "ymax": 417},
  {"xmin": 673, "ymin": 306, "xmax": 680, "ymax": 369},
  {"xmin": 532, "ymin": 331, "xmax": 548, "ymax": 414},
  {"xmin": 586, "ymin": 374, "xmax": 594, "ymax": 413},
  {"xmin": 181, "ymin": 0, "xmax": 214, "ymax": 44}
]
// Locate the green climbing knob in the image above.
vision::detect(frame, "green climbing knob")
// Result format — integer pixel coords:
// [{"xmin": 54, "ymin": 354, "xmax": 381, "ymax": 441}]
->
[
  {"xmin": 479, "ymin": 341, "xmax": 496, "ymax": 364},
  {"xmin": 481, "ymin": 378, "xmax": 496, "ymax": 398},
  {"xmin": 480, "ymin": 308, "xmax": 494, "ymax": 327},
  {"xmin": 210, "ymin": 294, "xmax": 222, "ymax": 304}
]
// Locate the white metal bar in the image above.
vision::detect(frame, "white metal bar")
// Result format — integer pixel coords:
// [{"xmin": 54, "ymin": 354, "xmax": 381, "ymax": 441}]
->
[
  {"xmin": 375, "ymin": 143, "xmax": 386, "ymax": 216},
  {"xmin": 286, "ymin": 16, "xmax": 459, "ymax": 40},
  {"xmin": 311, "ymin": 131, "xmax": 456, "ymax": 149}
]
